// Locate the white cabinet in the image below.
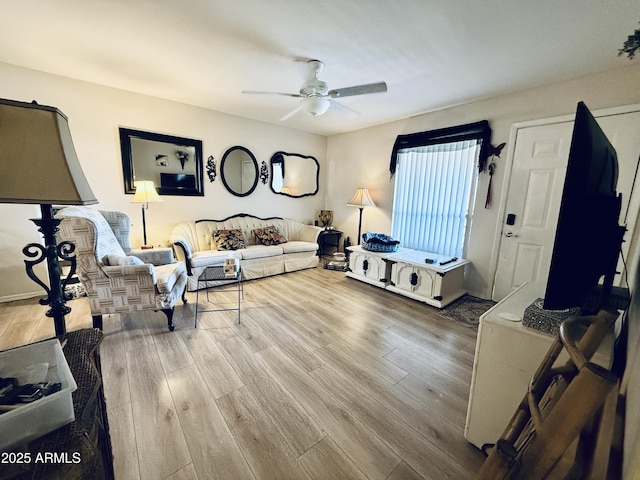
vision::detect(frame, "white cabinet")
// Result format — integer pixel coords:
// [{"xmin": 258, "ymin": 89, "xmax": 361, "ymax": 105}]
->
[
  {"xmin": 464, "ymin": 282, "xmax": 614, "ymax": 449},
  {"xmin": 386, "ymin": 249, "xmax": 469, "ymax": 308},
  {"xmin": 389, "ymin": 262, "xmax": 435, "ymax": 299},
  {"xmin": 346, "ymin": 246, "xmax": 390, "ymax": 288},
  {"xmin": 346, "ymin": 246, "xmax": 469, "ymax": 308}
]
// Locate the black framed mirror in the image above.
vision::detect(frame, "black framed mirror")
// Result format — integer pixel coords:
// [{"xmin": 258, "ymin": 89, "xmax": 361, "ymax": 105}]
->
[
  {"xmin": 220, "ymin": 146, "xmax": 259, "ymax": 197},
  {"xmin": 120, "ymin": 127, "xmax": 204, "ymax": 196},
  {"xmin": 270, "ymin": 151, "xmax": 319, "ymax": 197}
]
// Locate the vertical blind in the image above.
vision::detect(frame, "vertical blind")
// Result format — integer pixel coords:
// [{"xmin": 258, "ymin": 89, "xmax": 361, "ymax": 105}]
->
[{"xmin": 391, "ymin": 139, "xmax": 481, "ymax": 257}]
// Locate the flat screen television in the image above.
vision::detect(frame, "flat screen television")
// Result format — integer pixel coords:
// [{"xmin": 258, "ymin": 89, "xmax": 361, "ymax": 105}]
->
[
  {"xmin": 160, "ymin": 173, "xmax": 196, "ymax": 190},
  {"xmin": 543, "ymin": 101, "xmax": 625, "ymax": 311}
]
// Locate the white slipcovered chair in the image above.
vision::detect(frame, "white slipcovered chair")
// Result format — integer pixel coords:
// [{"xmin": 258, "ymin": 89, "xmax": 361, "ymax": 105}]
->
[{"xmin": 56, "ymin": 206, "xmax": 187, "ymax": 331}]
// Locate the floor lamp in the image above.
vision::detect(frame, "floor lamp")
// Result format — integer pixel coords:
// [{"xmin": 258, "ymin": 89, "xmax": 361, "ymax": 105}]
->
[
  {"xmin": 347, "ymin": 188, "xmax": 376, "ymax": 244},
  {"xmin": 0, "ymin": 98, "xmax": 98, "ymax": 336},
  {"xmin": 131, "ymin": 180, "xmax": 162, "ymax": 249}
]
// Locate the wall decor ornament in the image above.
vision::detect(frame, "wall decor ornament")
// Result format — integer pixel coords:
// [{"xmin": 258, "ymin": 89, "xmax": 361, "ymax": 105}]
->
[
  {"xmin": 155, "ymin": 154, "xmax": 168, "ymax": 167},
  {"xmin": 176, "ymin": 150, "xmax": 189, "ymax": 170},
  {"xmin": 260, "ymin": 161, "xmax": 269, "ymax": 184},
  {"xmin": 206, "ymin": 155, "xmax": 216, "ymax": 183},
  {"xmin": 484, "ymin": 143, "xmax": 504, "ymax": 209}
]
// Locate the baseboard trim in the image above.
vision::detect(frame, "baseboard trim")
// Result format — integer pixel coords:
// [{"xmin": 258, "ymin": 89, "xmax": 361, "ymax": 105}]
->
[{"xmin": 0, "ymin": 291, "xmax": 42, "ymax": 304}]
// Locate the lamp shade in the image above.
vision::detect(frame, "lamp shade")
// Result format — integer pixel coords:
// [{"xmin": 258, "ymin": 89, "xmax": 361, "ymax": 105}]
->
[
  {"xmin": 0, "ymin": 98, "xmax": 97, "ymax": 205},
  {"xmin": 347, "ymin": 188, "xmax": 376, "ymax": 208},
  {"xmin": 131, "ymin": 181, "xmax": 162, "ymax": 204}
]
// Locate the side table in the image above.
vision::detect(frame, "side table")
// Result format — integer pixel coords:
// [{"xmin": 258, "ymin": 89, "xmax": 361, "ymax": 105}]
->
[
  {"xmin": 318, "ymin": 229, "xmax": 343, "ymax": 256},
  {"xmin": 464, "ymin": 282, "xmax": 614, "ymax": 449},
  {"xmin": 195, "ymin": 266, "xmax": 243, "ymax": 326},
  {"xmin": 2, "ymin": 329, "xmax": 114, "ymax": 480},
  {"xmin": 130, "ymin": 247, "xmax": 174, "ymax": 265}
]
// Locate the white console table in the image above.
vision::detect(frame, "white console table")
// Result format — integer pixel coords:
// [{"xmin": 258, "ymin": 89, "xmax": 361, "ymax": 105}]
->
[
  {"xmin": 346, "ymin": 245, "xmax": 469, "ymax": 308},
  {"xmin": 464, "ymin": 282, "xmax": 614, "ymax": 449}
]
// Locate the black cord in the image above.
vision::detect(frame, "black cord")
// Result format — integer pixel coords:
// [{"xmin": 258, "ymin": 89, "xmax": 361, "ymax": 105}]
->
[
  {"xmin": 624, "ymin": 153, "xmax": 640, "ymax": 225},
  {"xmin": 609, "ymin": 153, "xmax": 640, "ymax": 378},
  {"xmin": 612, "ymin": 244, "xmax": 633, "ymax": 378}
]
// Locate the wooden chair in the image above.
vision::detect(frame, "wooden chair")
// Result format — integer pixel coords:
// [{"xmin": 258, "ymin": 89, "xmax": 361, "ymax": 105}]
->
[{"xmin": 477, "ymin": 309, "xmax": 620, "ymax": 479}]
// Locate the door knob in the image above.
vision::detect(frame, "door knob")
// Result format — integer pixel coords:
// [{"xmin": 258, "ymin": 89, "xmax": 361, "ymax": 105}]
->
[{"xmin": 505, "ymin": 231, "xmax": 519, "ymax": 238}]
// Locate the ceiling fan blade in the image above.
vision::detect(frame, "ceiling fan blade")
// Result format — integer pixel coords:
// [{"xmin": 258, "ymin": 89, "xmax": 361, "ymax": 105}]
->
[
  {"xmin": 328, "ymin": 100, "xmax": 359, "ymax": 118},
  {"xmin": 328, "ymin": 82, "xmax": 388, "ymax": 98},
  {"xmin": 242, "ymin": 91, "xmax": 302, "ymax": 98},
  {"xmin": 280, "ymin": 106, "xmax": 302, "ymax": 121}
]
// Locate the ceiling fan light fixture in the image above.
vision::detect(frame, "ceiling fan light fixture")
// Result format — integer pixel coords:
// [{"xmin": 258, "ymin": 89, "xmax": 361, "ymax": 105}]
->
[
  {"xmin": 302, "ymin": 96, "xmax": 331, "ymax": 117},
  {"xmin": 243, "ymin": 59, "xmax": 386, "ymax": 121}
]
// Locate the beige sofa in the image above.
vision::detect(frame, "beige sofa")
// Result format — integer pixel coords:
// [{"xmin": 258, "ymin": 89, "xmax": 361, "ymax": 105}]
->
[{"xmin": 170, "ymin": 213, "xmax": 322, "ymax": 290}]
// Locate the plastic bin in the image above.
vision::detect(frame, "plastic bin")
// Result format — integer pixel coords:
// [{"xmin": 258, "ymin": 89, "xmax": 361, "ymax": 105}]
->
[{"xmin": 0, "ymin": 338, "xmax": 77, "ymax": 451}]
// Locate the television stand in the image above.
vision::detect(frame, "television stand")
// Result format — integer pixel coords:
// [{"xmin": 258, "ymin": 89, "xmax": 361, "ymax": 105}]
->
[{"xmin": 464, "ymin": 282, "xmax": 615, "ymax": 449}]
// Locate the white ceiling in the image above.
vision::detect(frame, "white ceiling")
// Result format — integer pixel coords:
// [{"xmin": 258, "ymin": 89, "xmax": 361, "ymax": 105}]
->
[{"xmin": 1, "ymin": 0, "xmax": 637, "ymax": 136}]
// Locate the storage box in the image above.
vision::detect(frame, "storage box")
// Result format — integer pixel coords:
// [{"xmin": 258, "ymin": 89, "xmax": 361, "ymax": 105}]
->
[
  {"xmin": 224, "ymin": 257, "xmax": 239, "ymax": 275},
  {"xmin": 0, "ymin": 339, "xmax": 77, "ymax": 451}
]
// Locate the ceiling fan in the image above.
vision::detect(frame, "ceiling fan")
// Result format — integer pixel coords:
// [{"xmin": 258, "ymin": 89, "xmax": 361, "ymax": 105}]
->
[{"xmin": 242, "ymin": 59, "xmax": 387, "ymax": 120}]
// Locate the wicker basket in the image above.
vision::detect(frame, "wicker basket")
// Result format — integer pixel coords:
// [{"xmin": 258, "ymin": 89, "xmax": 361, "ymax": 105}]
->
[{"xmin": 361, "ymin": 232, "xmax": 400, "ymax": 253}]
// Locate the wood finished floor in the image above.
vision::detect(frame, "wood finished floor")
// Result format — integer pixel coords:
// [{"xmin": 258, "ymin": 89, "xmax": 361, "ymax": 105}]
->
[{"xmin": 0, "ymin": 266, "xmax": 485, "ymax": 480}]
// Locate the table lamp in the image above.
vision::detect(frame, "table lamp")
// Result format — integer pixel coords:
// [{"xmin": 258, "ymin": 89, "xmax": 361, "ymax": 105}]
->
[
  {"xmin": 131, "ymin": 180, "xmax": 162, "ymax": 248},
  {"xmin": 347, "ymin": 188, "xmax": 376, "ymax": 244},
  {"xmin": 0, "ymin": 98, "xmax": 98, "ymax": 335}
]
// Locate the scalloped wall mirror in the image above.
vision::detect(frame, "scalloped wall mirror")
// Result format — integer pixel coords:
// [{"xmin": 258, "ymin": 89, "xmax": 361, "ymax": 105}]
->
[{"xmin": 270, "ymin": 151, "xmax": 319, "ymax": 198}]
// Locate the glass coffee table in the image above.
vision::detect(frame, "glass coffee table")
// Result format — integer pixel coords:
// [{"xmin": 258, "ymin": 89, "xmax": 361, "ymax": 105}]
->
[{"xmin": 194, "ymin": 265, "xmax": 243, "ymax": 326}]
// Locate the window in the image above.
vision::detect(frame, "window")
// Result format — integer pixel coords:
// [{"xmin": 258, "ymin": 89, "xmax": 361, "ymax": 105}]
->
[{"xmin": 389, "ymin": 121, "xmax": 491, "ymax": 258}]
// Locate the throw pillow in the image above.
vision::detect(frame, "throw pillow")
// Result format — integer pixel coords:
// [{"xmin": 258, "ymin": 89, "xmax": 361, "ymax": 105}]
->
[
  {"xmin": 253, "ymin": 225, "xmax": 288, "ymax": 246},
  {"xmin": 103, "ymin": 255, "xmax": 145, "ymax": 266},
  {"xmin": 213, "ymin": 229, "xmax": 246, "ymax": 250}
]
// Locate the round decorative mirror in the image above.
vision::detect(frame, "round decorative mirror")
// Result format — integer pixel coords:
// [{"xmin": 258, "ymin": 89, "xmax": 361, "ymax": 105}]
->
[{"xmin": 220, "ymin": 146, "xmax": 259, "ymax": 197}]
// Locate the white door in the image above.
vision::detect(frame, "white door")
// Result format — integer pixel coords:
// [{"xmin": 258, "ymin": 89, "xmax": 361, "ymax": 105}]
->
[
  {"xmin": 493, "ymin": 106, "xmax": 640, "ymax": 302},
  {"xmin": 493, "ymin": 121, "xmax": 574, "ymax": 301}
]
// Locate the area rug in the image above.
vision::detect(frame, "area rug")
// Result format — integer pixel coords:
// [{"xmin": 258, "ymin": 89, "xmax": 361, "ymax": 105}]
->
[{"xmin": 439, "ymin": 295, "xmax": 496, "ymax": 328}]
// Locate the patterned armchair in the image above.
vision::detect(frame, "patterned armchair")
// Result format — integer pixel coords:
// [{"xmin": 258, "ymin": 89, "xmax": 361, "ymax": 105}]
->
[{"xmin": 56, "ymin": 206, "xmax": 187, "ymax": 331}]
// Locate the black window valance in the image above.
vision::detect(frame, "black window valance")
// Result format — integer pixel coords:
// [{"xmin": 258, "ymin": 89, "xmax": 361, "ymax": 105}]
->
[{"xmin": 389, "ymin": 120, "xmax": 492, "ymax": 178}]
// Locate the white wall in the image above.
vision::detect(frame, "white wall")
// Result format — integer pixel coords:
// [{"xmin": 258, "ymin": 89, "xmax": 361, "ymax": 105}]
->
[
  {"xmin": 326, "ymin": 63, "xmax": 640, "ymax": 299},
  {"xmin": 3, "ymin": 61, "xmax": 640, "ymax": 302},
  {"xmin": 0, "ymin": 62, "xmax": 326, "ymax": 301}
]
